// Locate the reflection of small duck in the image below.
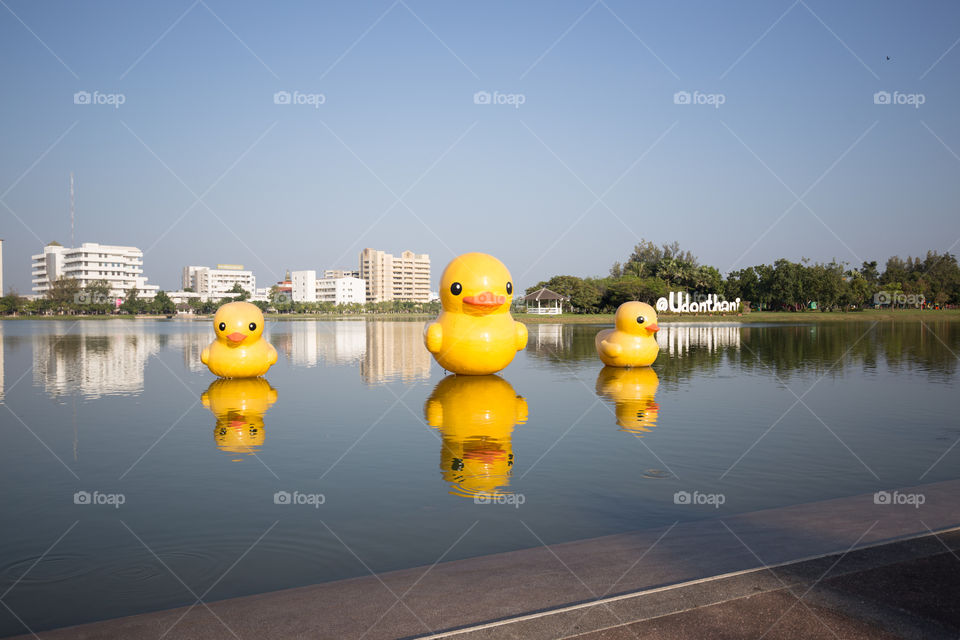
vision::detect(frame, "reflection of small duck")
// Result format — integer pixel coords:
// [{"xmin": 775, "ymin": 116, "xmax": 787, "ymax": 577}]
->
[
  {"xmin": 201, "ymin": 302, "xmax": 278, "ymax": 378},
  {"xmin": 425, "ymin": 375, "xmax": 528, "ymax": 497},
  {"xmin": 595, "ymin": 366, "xmax": 660, "ymax": 436},
  {"xmin": 202, "ymin": 378, "xmax": 277, "ymax": 459},
  {"xmin": 424, "ymin": 253, "xmax": 527, "ymax": 375},
  {"xmin": 596, "ymin": 301, "xmax": 660, "ymax": 367}
]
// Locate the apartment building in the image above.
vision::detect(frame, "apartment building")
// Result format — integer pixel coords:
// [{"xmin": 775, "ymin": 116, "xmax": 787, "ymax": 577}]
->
[
  {"xmin": 358, "ymin": 248, "xmax": 430, "ymax": 303},
  {"xmin": 324, "ymin": 269, "xmax": 360, "ymax": 279},
  {"xmin": 182, "ymin": 264, "xmax": 256, "ymax": 297},
  {"xmin": 31, "ymin": 242, "xmax": 159, "ymax": 298},
  {"xmin": 290, "ymin": 270, "xmax": 366, "ymax": 305}
]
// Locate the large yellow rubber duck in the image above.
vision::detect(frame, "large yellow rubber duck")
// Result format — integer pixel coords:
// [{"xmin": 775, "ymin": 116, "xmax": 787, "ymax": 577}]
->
[
  {"xmin": 201, "ymin": 378, "xmax": 277, "ymax": 458},
  {"xmin": 595, "ymin": 366, "xmax": 660, "ymax": 436},
  {"xmin": 201, "ymin": 301, "xmax": 278, "ymax": 378},
  {"xmin": 425, "ymin": 375, "xmax": 528, "ymax": 498},
  {"xmin": 424, "ymin": 253, "xmax": 528, "ymax": 375},
  {"xmin": 595, "ymin": 301, "xmax": 660, "ymax": 367}
]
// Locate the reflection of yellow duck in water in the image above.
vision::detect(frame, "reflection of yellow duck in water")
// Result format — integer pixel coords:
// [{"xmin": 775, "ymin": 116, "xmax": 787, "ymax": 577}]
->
[
  {"xmin": 595, "ymin": 301, "xmax": 660, "ymax": 367},
  {"xmin": 424, "ymin": 253, "xmax": 528, "ymax": 375},
  {"xmin": 202, "ymin": 378, "xmax": 277, "ymax": 459},
  {"xmin": 595, "ymin": 366, "xmax": 660, "ymax": 436},
  {"xmin": 425, "ymin": 375, "xmax": 528, "ymax": 498},
  {"xmin": 201, "ymin": 302, "xmax": 278, "ymax": 378}
]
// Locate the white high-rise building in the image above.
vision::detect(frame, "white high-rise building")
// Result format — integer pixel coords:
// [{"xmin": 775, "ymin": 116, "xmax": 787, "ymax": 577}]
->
[
  {"xmin": 359, "ymin": 248, "xmax": 430, "ymax": 303},
  {"xmin": 182, "ymin": 264, "xmax": 255, "ymax": 297},
  {"xmin": 291, "ymin": 270, "xmax": 318, "ymax": 303},
  {"xmin": 0, "ymin": 238, "xmax": 5, "ymax": 295},
  {"xmin": 31, "ymin": 242, "xmax": 159, "ymax": 299}
]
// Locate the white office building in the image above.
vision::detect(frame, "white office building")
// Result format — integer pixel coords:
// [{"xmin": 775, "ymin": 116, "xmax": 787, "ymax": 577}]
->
[
  {"xmin": 290, "ymin": 270, "xmax": 366, "ymax": 305},
  {"xmin": 324, "ymin": 268, "xmax": 360, "ymax": 279},
  {"xmin": 31, "ymin": 242, "xmax": 159, "ymax": 299},
  {"xmin": 318, "ymin": 276, "xmax": 365, "ymax": 305},
  {"xmin": 182, "ymin": 264, "xmax": 256, "ymax": 297},
  {"xmin": 291, "ymin": 270, "xmax": 318, "ymax": 303}
]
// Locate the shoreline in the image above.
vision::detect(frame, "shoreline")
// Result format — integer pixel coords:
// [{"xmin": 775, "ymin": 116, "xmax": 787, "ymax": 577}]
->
[{"xmin": 1, "ymin": 309, "xmax": 957, "ymax": 323}]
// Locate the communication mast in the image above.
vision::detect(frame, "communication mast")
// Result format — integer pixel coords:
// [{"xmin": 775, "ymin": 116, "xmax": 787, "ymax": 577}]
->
[{"xmin": 70, "ymin": 172, "xmax": 75, "ymax": 247}]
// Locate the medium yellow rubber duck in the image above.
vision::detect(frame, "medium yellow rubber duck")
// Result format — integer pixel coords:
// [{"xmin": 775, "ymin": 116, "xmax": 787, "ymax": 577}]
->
[
  {"xmin": 424, "ymin": 252, "xmax": 528, "ymax": 375},
  {"xmin": 595, "ymin": 301, "xmax": 660, "ymax": 367},
  {"xmin": 425, "ymin": 375, "xmax": 528, "ymax": 498},
  {"xmin": 201, "ymin": 301, "xmax": 278, "ymax": 378},
  {"xmin": 202, "ymin": 378, "xmax": 277, "ymax": 457},
  {"xmin": 595, "ymin": 366, "xmax": 660, "ymax": 436}
]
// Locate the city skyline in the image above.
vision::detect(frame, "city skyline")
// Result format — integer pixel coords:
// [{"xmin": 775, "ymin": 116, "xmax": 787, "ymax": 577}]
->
[{"xmin": 2, "ymin": 1, "xmax": 960, "ymax": 294}]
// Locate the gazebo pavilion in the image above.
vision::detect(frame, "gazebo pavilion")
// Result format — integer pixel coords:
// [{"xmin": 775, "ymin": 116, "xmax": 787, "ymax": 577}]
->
[{"xmin": 519, "ymin": 288, "xmax": 568, "ymax": 314}]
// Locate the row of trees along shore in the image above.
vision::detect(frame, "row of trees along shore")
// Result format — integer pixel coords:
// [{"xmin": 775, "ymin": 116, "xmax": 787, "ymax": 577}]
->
[
  {"xmin": 0, "ymin": 280, "xmax": 441, "ymax": 316},
  {"xmin": 526, "ymin": 240, "xmax": 960, "ymax": 313},
  {"xmin": 1, "ymin": 239, "xmax": 957, "ymax": 316}
]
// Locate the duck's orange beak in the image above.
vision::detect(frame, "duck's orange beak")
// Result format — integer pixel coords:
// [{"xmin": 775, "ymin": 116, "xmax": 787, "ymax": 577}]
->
[
  {"xmin": 462, "ymin": 292, "xmax": 505, "ymax": 307},
  {"xmin": 227, "ymin": 332, "xmax": 247, "ymax": 343},
  {"xmin": 646, "ymin": 324, "xmax": 660, "ymax": 333}
]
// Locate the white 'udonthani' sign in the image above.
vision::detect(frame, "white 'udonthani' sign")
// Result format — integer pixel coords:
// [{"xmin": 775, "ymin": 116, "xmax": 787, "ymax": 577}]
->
[{"xmin": 655, "ymin": 292, "xmax": 741, "ymax": 313}]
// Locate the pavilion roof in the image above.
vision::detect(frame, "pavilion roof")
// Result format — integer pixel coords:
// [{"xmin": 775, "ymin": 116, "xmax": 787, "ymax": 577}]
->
[{"xmin": 519, "ymin": 288, "xmax": 568, "ymax": 302}]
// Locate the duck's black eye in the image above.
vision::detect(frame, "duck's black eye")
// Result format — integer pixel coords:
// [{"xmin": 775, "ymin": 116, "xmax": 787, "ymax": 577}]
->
[
  {"xmin": 249, "ymin": 322, "xmax": 257, "ymax": 331},
  {"xmin": 218, "ymin": 322, "xmax": 226, "ymax": 331},
  {"xmin": 450, "ymin": 282, "xmax": 462, "ymax": 295},
  {"xmin": 636, "ymin": 316, "xmax": 645, "ymax": 324},
  {"xmin": 506, "ymin": 282, "xmax": 513, "ymax": 295}
]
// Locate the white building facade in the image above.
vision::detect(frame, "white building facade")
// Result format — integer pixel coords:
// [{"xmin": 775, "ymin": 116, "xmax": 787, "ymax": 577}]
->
[
  {"xmin": 359, "ymin": 248, "xmax": 431, "ymax": 303},
  {"xmin": 291, "ymin": 270, "xmax": 318, "ymax": 303},
  {"xmin": 31, "ymin": 242, "xmax": 159, "ymax": 299},
  {"xmin": 318, "ymin": 276, "xmax": 365, "ymax": 305},
  {"xmin": 290, "ymin": 270, "xmax": 366, "ymax": 305},
  {"xmin": 182, "ymin": 264, "xmax": 256, "ymax": 297}
]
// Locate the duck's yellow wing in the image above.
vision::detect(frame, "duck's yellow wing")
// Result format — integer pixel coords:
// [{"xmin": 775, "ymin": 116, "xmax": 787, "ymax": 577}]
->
[
  {"xmin": 514, "ymin": 321, "xmax": 528, "ymax": 351},
  {"xmin": 424, "ymin": 322, "xmax": 443, "ymax": 354}
]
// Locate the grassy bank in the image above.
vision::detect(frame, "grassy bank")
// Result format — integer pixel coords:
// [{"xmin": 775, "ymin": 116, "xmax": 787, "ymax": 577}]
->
[{"xmin": 4, "ymin": 309, "xmax": 958, "ymax": 323}]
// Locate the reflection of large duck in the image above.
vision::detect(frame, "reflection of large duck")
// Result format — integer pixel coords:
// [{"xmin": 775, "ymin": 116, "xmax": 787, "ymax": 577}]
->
[
  {"xmin": 201, "ymin": 302, "xmax": 278, "ymax": 378},
  {"xmin": 595, "ymin": 366, "xmax": 660, "ymax": 436},
  {"xmin": 425, "ymin": 375, "xmax": 528, "ymax": 497},
  {"xmin": 424, "ymin": 253, "xmax": 528, "ymax": 375},
  {"xmin": 202, "ymin": 378, "xmax": 277, "ymax": 458}
]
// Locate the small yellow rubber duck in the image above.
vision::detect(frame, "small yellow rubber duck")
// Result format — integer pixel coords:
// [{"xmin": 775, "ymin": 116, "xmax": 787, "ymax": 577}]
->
[
  {"xmin": 201, "ymin": 301, "xmax": 278, "ymax": 378},
  {"xmin": 202, "ymin": 378, "xmax": 277, "ymax": 458},
  {"xmin": 595, "ymin": 301, "xmax": 660, "ymax": 367},
  {"xmin": 425, "ymin": 375, "xmax": 528, "ymax": 498},
  {"xmin": 595, "ymin": 366, "xmax": 660, "ymax": 436},
  {"xmin": 424, "ymin": 252, "xmax": 528, "ymax": 375}
]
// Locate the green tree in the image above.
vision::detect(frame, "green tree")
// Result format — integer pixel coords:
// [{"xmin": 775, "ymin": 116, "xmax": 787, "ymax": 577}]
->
[
  {"xmin": 121, "ymin": 287, "xmax": 145, "ymax": 314},
  {"xmin": 0, "ymin": 290, "xmax": 27, "ymax": 315},
  {"xmin": 81, "ymin": 279, "xmax": 113, "ymax": 314},
  {"xmin": 152, "ymin": 290, "xmax": 176, "ymax": 315},
  {"xmin": 46, "ymin": 276, "xmax": 81, "ymax": 314},
  {"xmin": 228, "ymin": 282, "xmax": 250, "ymax": 301},
  {"xmin": 601, "ymin": 276, "xmax": 666, "ymax": 309}
]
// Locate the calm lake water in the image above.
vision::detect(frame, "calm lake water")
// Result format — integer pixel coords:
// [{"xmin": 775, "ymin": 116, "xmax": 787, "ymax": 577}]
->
[{"xmin": 0, "ymin": 317, "xmax": 958, "ymax": 635}]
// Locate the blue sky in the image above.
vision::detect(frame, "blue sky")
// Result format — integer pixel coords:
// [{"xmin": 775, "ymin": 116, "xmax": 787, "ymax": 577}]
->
[{"xmin": 2, "ymin": 0, "xmax": 959, "ymax": 293}]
